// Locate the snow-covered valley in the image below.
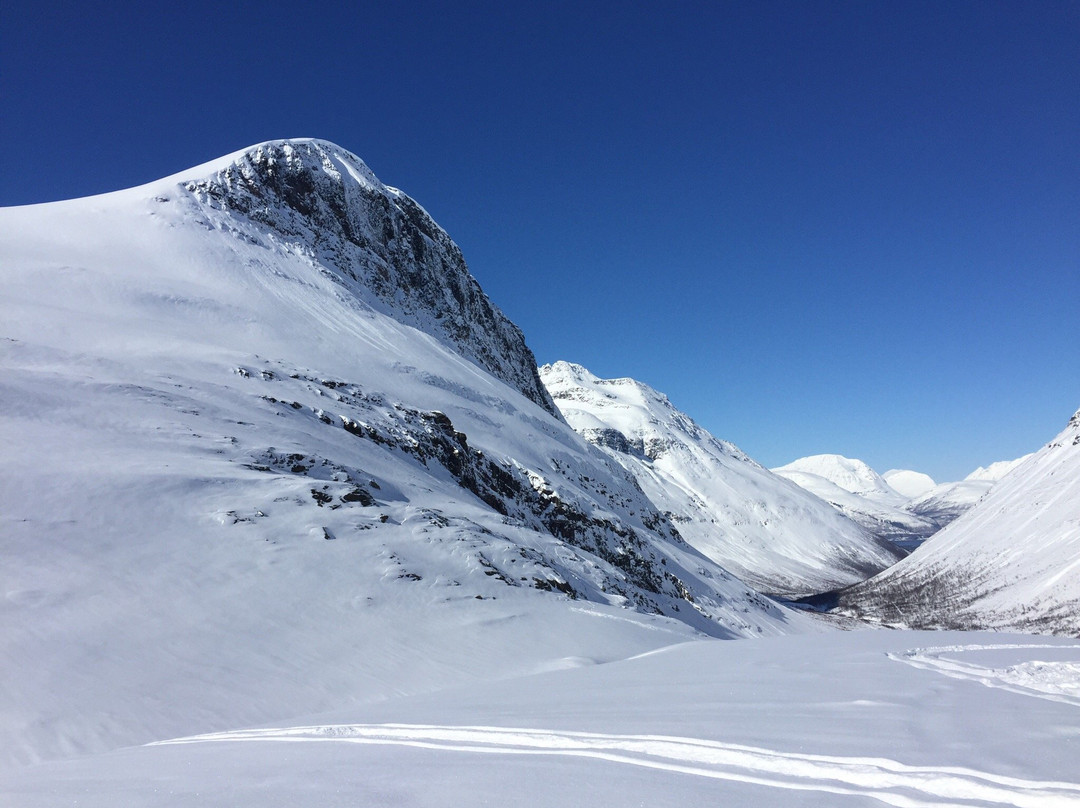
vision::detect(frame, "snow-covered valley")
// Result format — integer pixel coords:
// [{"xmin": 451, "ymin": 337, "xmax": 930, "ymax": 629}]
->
[{"xmin": 2, "ymin": 139, "xmax": 1078, "ymax": 806}]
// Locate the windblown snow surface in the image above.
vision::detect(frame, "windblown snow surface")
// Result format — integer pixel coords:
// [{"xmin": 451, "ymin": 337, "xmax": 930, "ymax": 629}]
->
[
  {"xmin": 539, "ymin": 361, "xmax": 902, "ymax": 596},
  {"xmin": 3, "ymin": 140, "xmax": 1079, "ymax": 806},
  {"xmin": 840, "ymin": 410, "xmax": 1080, "ymax": 635}
]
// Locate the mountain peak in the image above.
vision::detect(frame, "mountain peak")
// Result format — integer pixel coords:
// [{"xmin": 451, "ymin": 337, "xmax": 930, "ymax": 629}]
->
[
  {"xmin": 182, "ymin": 139, "xmax": 558, "ymax": 417},
  {"xmin": 773, "ymin": 454, "xmax": 902, "ymax": 501},
  {"xmin": 540, "ymin": 362, "xmax": 902, "ymax": 596}
]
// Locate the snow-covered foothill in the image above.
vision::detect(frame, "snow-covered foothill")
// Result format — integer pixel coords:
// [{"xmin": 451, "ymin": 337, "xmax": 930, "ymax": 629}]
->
[
  {"xmin": 774, "ymin": 454, "xmax": 906, "ymax": 505},
  {"xmin": 539, "ymin": 362, "xmax": 902, "ymax": 597},
  {"xmin": 966, "ymin": 453, "xmax": 1035, "ymax": 482},
  {"xmin": 905, "ymin": 478, "xmax": 995, "ymax": 530}
]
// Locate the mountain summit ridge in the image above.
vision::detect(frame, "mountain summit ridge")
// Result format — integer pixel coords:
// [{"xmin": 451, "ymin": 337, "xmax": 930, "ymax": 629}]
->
[{"xmin": 181, "ymin": 139, "xmax": 558, "ymax": 417}]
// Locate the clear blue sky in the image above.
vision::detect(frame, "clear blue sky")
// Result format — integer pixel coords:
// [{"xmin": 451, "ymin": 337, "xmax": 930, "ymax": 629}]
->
[{"xmin": 3, "ymin": 1, "xmax": 1077, "ymax": 481}]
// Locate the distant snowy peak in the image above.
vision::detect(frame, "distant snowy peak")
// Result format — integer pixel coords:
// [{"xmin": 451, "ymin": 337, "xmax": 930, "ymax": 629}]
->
[
  {"xmin": 182, "ymin": 139, "xmax": 558, "ymax": 417},
  {"xmin": 539, "ymin": 360, "xmax": 749, "ymax": 462},
  {"xmin": 965, "ymin": 453, "xmax": 1034, "ymax": 482},
  {"xmin": 773, "ymin": 454, "xmax": 904, "ymax": 505},
  {"xmin": 540, "ymin": 361, "xmax": 902, "ymax": 597},
  {"xmin": 882, "ymin": 469, "xmax": 936, "ymax": 499},
  {"xmin": 772, "ymin": 456, "xmax": 936, "ymax": 548}
]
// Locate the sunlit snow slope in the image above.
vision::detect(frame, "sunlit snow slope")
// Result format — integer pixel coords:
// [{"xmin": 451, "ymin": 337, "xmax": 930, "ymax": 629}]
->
[
  {"xmin": 539, "ymin": 362, "xmax": 902, "ymax": 596},
  {"xmin": 0, "ymin": 139, "xmax": 806, "ymax": 770},
  {"xmin": 773, "ymin": 454, "xmax": 937, "ymax": 547},
  {"xmin": 839, "ymin": 409, "xmax": 1080, "ymax": 634}
]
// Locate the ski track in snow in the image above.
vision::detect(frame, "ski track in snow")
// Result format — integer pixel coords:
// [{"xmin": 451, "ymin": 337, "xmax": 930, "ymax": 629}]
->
[
  {"xmin": 149, "ymin": 722, "xmax": 1080, "ymax": 807},
  {"xmin": 889, "ymin": 643, "xmax": 1080, "ymax": 707}
]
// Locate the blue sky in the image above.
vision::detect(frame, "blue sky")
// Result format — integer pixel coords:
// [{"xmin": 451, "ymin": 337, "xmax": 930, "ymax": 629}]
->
[{"xmin": 2, "ymin": 1, "xmax": 1077, "ymax": 481}]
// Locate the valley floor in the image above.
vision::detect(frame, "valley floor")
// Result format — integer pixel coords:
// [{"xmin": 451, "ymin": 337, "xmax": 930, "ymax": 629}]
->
[{"xmin": 5, "ymin": 629, "xmax": 1080, "ymax": 807}]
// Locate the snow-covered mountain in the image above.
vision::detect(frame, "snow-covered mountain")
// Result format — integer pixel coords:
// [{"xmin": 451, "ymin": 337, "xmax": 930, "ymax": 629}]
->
[
  {"xmin": 882, "ymin": 468, "xmax": 936, "ymax": 498},
  {"xmin": 0, "ymin": 139, "xmax": 806, "ymax": 769},
  {"xmin": 966, "ymin": 453, "xmax": 1034, "ymax": 482},
  {"xmin": 903, "ymin": 453, "xmax": 1034, "ymax": 531},
  {"xmin": 772, "ymin": 455, "xmax": 937, "ymax": 548},
  {"xmin": 839, "ymin": 409, "xmax": 1080, "ymax": 634},
  {"xmin": 905, "ymin": 479, "xmax": 994, "ymax": 530},
  {"xmin": 538, "ymin": 362, "xmax": 902, "ymax": 597}
]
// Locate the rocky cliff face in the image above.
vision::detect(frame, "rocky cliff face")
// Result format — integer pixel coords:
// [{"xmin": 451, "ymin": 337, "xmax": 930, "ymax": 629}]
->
[{"xmin": 183, "ymin": 139, "xmax": 558, "ymax": 417}]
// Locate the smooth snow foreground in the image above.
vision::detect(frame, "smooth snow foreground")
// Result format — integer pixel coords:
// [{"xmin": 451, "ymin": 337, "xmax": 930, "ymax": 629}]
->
[{"xmin": 5, "ymin": 630, "xmax": 1080, "ymax": 807}]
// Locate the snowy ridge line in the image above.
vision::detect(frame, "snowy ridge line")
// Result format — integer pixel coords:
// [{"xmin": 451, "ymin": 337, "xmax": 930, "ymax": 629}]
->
[
  {"xmin": 148, "ymin": 723, "xmax": 1080, "ymax": 807},
  {"xmin": 889, "ymin": 644, "xmax": 1080, "ymax": 706}
]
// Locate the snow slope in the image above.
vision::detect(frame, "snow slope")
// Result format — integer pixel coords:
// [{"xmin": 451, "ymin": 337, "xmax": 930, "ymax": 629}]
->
[
  {"xmin": 905, "ymin": 478, "xmax": 994, "ymax": 530},
  {"xmin": 539, "ymin": 362, "xmax": 902, "ymax": 597},
  {"xmin": 775, "ymin": 454, "xmax": 907, "ymax": 505},
  {"xmin": 772, "ymin": 456, "xmax": 938, "ymax": 548},
  {"xmin": 902, "ymin": 454, "xmax": 1033, "ymax": 531},
  {"xmin": 840, "ymin": 409, "xmax": 1080, "ymax": 634},
  {"xmin": 0, "ymin": 140, "xmax": 805, "ymax": 770}
]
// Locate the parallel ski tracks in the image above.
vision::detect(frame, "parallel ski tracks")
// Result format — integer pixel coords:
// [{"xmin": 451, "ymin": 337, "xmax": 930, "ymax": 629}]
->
[{"xmin": 151, "ymin": 721, "xmax": 1080, "ymax": 807}]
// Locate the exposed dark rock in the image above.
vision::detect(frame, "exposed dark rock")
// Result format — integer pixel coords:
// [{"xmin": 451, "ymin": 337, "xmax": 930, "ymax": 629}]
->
[{"xmin": 184, "ymin": 140, "xmax": 558, "ymax": 417}]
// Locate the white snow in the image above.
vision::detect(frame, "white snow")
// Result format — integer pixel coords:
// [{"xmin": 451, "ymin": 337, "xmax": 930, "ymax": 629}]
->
[
  {"xmin": 771, "ymin": 461, "xmax": 937, "ymax": 547},
  {"xmin": 966, "ymin": 454, "xmax": 1035, "ymax": 482},
  {"xmin": 774, "ymin": 454, "xmax": 906, "ymax": 504},
  {"xmin": 540, "ymin": 361, "xmax": 901, "ymax": 596},
  {"xmin": 842, "ymin": 409, "xmax": 1080, "ymax": 633},
  {"xmin": 3, "ymin": 139, "xmax": 1078, "ymax": 807},
  {"xmin": 4, "ymin": 630, "xmax": 1080, "ymax": 807},
  {"xmin": 882, "ymin": 469, "xmax": 936, "ymax": 499}
]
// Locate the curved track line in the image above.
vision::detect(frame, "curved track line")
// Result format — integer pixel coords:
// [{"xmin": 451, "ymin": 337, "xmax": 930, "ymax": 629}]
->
[
  {"xmin": 889, "ymin": 643, "xmax": 1080, "ymax": 707},
  {"xmin": 149, "ymin": 723, "xmax": 1080, "ymax": 807}
]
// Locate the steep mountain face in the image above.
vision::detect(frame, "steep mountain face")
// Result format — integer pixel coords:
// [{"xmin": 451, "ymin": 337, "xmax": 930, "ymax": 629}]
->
[
  {"xmin": 772, "ymin": 455, "xmax": 938, "ymax": 549},
  {"xmin": 839, "ymin": 409, "xmax": 1080, "ymax": 635},
  {"xmin": 183, "ymin": 139, "xmax": 558, "ymax": 417},
  {"xmin": 538, "ymin": 362, "xmax": 902, "ymax": 597},
  {"xmin": 0, "ymin": 141, "xmax": 806, "ymax": 770}
]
